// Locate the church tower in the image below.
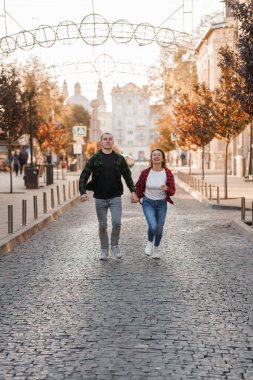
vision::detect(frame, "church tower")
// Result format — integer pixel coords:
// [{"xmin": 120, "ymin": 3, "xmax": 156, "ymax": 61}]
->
[{"xmin": 97, "ymin": 79, "xmax": 107, "ymax": 112}]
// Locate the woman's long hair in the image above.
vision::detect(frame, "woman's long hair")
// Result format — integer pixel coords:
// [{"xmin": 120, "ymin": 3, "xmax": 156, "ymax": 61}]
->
[{"xmin": 149, "ymin": 148, "xmax": 166, "ymax": 168}]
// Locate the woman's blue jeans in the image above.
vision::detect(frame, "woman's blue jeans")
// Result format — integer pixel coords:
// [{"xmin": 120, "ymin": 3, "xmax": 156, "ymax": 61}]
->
[{"xmin": 142, "ymin": 196, "xmax": 167, "ymax": 247}]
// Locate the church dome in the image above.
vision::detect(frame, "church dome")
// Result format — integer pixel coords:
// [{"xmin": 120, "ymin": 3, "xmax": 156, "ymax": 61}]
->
[{"xmin": 66, "ymin": 82, "xmax": 91, "ymax": 112}]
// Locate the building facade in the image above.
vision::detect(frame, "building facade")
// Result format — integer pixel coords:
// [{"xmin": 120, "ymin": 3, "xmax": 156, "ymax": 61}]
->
[
  {"xmin": 195, "ymin": 2, "xmax": 252, "ymax": 176},
  {"xmin": 111, "ymin": 83, "xmax": 152, "ymax": 160}
]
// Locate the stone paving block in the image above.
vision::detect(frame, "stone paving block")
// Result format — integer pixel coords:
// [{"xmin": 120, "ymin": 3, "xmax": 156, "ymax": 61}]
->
[{"xmin": 0, "ymin": 187, "xmax": 252, "ymax": 378}]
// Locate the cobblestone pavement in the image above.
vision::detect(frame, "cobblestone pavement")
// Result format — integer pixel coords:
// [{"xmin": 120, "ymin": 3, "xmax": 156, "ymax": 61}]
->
[{"xmin": 0, "ymin": 184, "xmax": 253, "ymax": 380}]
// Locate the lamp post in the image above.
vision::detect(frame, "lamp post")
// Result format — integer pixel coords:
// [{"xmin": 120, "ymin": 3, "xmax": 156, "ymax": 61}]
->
[{"xmin": 28, "ymin": 96, "xmax": 33, "ymax": 167}]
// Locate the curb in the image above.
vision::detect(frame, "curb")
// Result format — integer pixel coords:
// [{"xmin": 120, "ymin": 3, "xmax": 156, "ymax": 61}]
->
[
  {"xmin": 176, "ymin": 178, "xmax": 244, "ymax": 210},
  {"xmin": 0, "ymin": 196, "xmax": 80, "ymax": 256},
  {"xmin": 231, "ymin": 218, "xmax": 253, "ymax": 245}
]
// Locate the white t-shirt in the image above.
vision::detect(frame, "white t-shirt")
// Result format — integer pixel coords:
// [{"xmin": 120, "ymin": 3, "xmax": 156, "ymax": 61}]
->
[{"xmin": 144, "ymin": 169, "xmax": 167, "ymax": 200}]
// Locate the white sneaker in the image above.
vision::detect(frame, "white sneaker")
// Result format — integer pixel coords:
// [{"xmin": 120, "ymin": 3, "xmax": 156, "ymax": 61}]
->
[
  {"xmin": 100, "ymin": 249, "xmax": 109, "ymax": 260},
  {"xmin": 145, "ymin": 241, "xmax": 153, "ymax": 256},
  {"xmin": 111, "ymin": 245, "xmax": 122, "ymax": 259},
  {"xmin": 152, "ymin": 246, "xmax": 160, "ymax": 259}
]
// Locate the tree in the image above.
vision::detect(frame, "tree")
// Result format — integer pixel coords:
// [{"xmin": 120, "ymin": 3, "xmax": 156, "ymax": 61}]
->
[
  {"xmin": 0, "ymin": 64, "xmax": 28, "ymax": 193},
  {"xmin": 215, "ymin": 46, "xmax": 250, "ymax": 198},
  {"xmin": 150, "ymin": 113, "xmax": 175, "ymax": 154},
  {"xmin": 174, "ymin": 83, "xmax": 217, "ymax": 179},
  {"xmin": 61, "ymin": 104, "xmax": 90, "ymax": 139},
  {"xmin": 148, "ymin": 46, "xmax": 197, "ymax": 106},
  {"xmin": 37, "ymin": 118, "xmax": 72, "ymax": 177}
]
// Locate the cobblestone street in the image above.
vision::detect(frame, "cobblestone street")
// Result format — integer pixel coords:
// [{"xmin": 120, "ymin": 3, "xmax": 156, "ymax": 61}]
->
[{"xmin": 0, "ymin": 183, "xmax": 253, "ymax": 380}]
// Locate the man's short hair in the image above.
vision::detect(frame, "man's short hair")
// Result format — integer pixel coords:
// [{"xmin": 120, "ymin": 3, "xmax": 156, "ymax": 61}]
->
[{"xmin": 100, "ymin": 132, "xmax": 113, "ymax": 140}]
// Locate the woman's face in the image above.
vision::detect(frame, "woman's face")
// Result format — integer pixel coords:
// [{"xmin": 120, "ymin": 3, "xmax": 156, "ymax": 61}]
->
[{"xmin": 151, "ymin": 150, "xmax": 163, "ymax": 165}]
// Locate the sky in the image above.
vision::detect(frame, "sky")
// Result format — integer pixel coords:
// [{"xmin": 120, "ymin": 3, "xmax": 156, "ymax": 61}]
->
[{"xmin": 0, "ymin": 0, "xmax": 224, "ymax": 109}]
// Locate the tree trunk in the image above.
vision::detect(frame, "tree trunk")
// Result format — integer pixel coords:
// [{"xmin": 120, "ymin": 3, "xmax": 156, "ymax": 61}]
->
[
  {"xmin": 201, "ymin": 146, "xmax": 205, "ymax": 180},
  {"xmin": 224, "ymin": 142, "xmax": 229, "ymax": 199}
]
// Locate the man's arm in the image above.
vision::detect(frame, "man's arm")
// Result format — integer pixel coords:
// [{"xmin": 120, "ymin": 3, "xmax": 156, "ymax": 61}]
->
[
  {"xmin": 120, "ymin": 157, "xmax": 135, "ymax": 193},
  {"xmin": 120, "ymin": 157, "xmax": 138, "ymax": 202},
  {"xmin": 79, "ymin": 157, "xmax": 94, "ymax": 195}
]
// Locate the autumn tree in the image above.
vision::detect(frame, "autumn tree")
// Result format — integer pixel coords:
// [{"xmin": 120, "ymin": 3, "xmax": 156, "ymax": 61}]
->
[
  {"xmin": 61, "ymin": 104, "xmax": 90, "ymax": 140},
  {"xmin": 150, "ymin": 113, "xmax": 175, "ymax": 154},
  {"xmin": 148, "ymin": 46, "xmax": 197, "ymax": 106},
  {"xmin": 174, "ymin": 83, "xmax": 217, "ymax": 179},
  {"xmin": 0, "ymin": 64, "xmax": 29, "ymax": 192},
  {"xmin": 37, "ymin": 119, "xmax": 72, "ymax": 177},
  {"xmin": 215, "ymin": 46, "xmax": 250, "ymax": 198}
]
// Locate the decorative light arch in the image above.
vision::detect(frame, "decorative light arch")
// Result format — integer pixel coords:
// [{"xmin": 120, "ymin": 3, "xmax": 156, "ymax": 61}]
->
[{"xmin": 0, "ymin": 14, "xmax": 193, "ymax": 57}]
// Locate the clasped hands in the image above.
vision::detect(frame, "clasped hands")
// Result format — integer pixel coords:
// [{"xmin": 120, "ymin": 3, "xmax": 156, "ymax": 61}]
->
[{"xmin": 131, "ymin": 192, "xmax": 139, "ymax": 204}]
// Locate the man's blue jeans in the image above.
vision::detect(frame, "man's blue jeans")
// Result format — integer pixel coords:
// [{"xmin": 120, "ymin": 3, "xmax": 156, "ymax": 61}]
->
[
  {"xmin": 142, "ymin": 196, "xmax": 167, "ymax": 247},
  {"xmin": 95, "ymin": 197, "xmax": 122, "ymax": 250}
]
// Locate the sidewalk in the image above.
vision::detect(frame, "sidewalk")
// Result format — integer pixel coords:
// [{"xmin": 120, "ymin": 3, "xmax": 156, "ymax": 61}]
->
[
  {"xmin": 176, "ymin": 167, "xmax": 253, "ymax": 209},
  {"xmin": 0, "ymin": 170, "xmax": 80, "ymax": 254},
  {"xmin": 175, "ymin": 167, "xmax": 253, "ymax": 244}
]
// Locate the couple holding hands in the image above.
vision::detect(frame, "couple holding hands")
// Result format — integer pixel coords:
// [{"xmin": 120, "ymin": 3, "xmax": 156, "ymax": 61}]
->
[{"xmin": 79, "ymin": 132, "xmax": 175, "ymax": 260}]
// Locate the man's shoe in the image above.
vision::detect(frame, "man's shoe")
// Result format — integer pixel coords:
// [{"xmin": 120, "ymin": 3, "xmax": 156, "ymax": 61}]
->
[
  {"xmin": 100, "ymin": 249, "xmax": 109, "ymax": 260},
  {"xmin": 152, "ymin": 246, "xmax": 160, "ymax": 259},
  {"xmin": 145, "ymin": 241, "xmax": 153, "ymax": 256},
  {"xmin": 111, "ymin": 245, "xmax": 122, "ymax": 259}
]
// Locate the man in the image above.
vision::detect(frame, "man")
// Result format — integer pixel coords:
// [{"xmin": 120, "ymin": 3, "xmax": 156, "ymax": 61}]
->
[
  {"xmin": 18, "ymin": 147, "xmax": 28, "ymax": 175},
  {"xmin": 79, "ymin": 133, "xmax": 138, "ymax": 260}
]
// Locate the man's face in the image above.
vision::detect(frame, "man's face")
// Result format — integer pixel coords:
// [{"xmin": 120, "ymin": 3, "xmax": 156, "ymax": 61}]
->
[{"xmin": 101, "ymin": 134, "xmax": 114, "ymax": 150}]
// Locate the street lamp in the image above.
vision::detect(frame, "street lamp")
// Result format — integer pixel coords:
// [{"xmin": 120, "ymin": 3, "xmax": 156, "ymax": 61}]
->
[{"xmin": 28, "ymin": 96, "xmax": 34, "ymax": 167}]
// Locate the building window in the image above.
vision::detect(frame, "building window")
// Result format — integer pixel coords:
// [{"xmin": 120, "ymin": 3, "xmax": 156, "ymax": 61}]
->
[{"xmin": 128, "ymin": 130, "xmax": 134, "ymax": 135}]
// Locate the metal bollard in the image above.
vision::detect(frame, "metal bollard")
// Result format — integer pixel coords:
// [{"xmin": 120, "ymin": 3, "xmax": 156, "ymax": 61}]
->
[
  {"xmin": 209, "ymin": 184, "xmax": 212, "ymax": 200},
  {"xmin": 73, "ymin": 181, "xmax": 75, "ymax": 196},
  {"xmin": 51, "ymin": 188, "xmax": 55, "ymax": 209},
  {"xmin": 241, "ymin": 197, "xmax": 245, "ymax": 221},
  {"xmin": 217, "ymin": 187, "xmax": 220, "ymax": 204},
  {"xmin": 33, "ymin": 195, "xmax": 38, "ymax": 219},
  {"xmin": 205, "ymin": 182, "xmax": 208, "ymax": 197},
  {"xmin": 21, "ymin": 199, "xmax": 27, "ymax": 226},
  {"xmin": 68, "ymin": 181, "xmax": 71, "ymax": 198},
  {"xmin": 57, "ymin": 185, "xmax": 60, "ymax": 205},
  {"xmin": 63, "ymin": 184, "xmax": 66, "ymax": 202},
  {"xmin": 43, "ymin": 192, "xmax": 47, "ymax": 214},
  {"xmin": 8, "ymin": 205, "xmax": 13, "ymax": 233}
]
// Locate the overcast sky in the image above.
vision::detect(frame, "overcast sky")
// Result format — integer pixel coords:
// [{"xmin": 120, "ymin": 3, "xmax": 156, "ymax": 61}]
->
[{"xmin": 0, "ymin": 0, "xmax": 224, "ymax": 107}]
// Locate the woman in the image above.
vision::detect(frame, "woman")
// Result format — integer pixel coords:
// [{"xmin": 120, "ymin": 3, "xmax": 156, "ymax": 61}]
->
[{"xmin": 135, "ymin": 149, "xmax": 175, "ymax": 259}]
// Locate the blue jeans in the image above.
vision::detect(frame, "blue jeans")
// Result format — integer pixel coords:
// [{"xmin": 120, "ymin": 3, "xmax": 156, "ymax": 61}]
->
[
  {"xmin": 142, "ymin": 196, "xmax": 167, "ymax": 247},
  {"xmin": 95, "ymin": 197, "xmax": 122, "ymax": 250}
]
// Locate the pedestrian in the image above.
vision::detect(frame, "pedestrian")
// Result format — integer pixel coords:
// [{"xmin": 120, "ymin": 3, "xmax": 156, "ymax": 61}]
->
[
  {"xmin": 18, "ymin": 147, "xmax": 28, "ymax": 175},
  {"xmin": 79, "ymin": 132, "xmax": 138, "ymax": 260},
  {"xmin": 135, "ymin": 148, "xmax": 176, "ymax": 259},
  {"xmin": 12, "ymin": 151, "xmax": 19, "ymax": 176}
]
